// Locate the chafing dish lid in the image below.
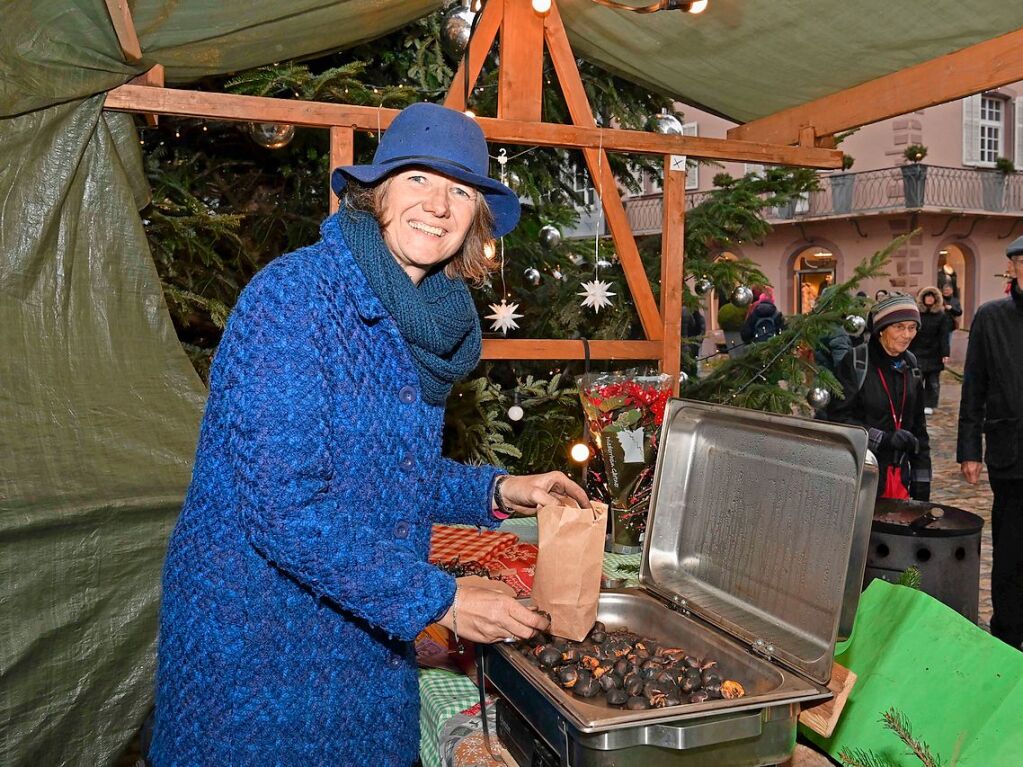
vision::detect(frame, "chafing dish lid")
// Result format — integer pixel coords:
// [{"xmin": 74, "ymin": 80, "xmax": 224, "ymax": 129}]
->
[{"xmin": 641, "ymin": 399, "xmax": 873, "ymax": 685}]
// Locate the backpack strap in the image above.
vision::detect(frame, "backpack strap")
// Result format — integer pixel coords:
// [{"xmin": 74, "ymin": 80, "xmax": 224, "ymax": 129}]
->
[{"xmin": 851, "ymin": 342, "xmax": 870, "ymax": 394}]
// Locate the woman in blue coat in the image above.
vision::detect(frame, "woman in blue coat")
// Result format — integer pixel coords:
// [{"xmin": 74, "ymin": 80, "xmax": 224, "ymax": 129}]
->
[{"xmin": 150, "ymin": 103, "xmax": 589, "ymax": 766}]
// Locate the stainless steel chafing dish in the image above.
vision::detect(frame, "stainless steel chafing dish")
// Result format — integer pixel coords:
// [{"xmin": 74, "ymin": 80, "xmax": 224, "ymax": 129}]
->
[{"xmin": 482, "ymin": 399, "xmax": 879, "ymax": 767}]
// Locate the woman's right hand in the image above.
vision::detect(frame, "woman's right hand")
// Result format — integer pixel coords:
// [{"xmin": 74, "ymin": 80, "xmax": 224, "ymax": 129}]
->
[
  {"xmin": 960, "ymin": 460, "xmax": 983, "ymax": 485},
  {"xmin": 438, "ymin": 584, "xmax": 549, "ymax": 644}
]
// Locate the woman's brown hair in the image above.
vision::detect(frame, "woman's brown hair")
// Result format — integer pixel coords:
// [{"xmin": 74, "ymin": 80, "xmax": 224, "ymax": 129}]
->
[{"xmin": 341, "ymin": 174, "xmax": 498, "ymax": 286}]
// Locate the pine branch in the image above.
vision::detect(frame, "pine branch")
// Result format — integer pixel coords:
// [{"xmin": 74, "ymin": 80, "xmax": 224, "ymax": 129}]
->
[
  {"xmin": 838, "ymin": 748, "xmax": 899, "ymax": 767},
  {"xmin": 881, "ymin": 708, "xmax": 947, "ymax": 767},
  {"xmin": 897, "ymin": 566, "xmax": 923, "ymax": 590}
]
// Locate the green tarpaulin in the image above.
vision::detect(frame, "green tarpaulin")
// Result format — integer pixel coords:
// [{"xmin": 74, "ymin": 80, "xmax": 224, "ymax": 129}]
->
[{"xmin": 805, "ymin": 580, "xmax": 1023, "ymax": 765}]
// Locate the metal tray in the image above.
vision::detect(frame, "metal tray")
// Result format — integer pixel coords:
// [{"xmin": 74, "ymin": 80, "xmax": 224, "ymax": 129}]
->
[
  {"xmin": 642, "ymin": 400, "xmax": 877, "ymax": 685},
  {"xmin": 490, "ymin": 590, "xmax": 826, "ymax": 734}
]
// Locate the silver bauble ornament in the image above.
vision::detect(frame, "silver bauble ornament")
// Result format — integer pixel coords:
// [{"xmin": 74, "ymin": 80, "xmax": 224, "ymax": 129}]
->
[
  {"xmin": 440, "ymin": 6, "xmax": 476, "ymax": 61},
  {"xmin": 569, "ymin": 253, "xmax": 586, "ymax": 266},
  {"xmin": 539, "ymin": 224, "xmax": 562, "ymax": 249},
  {"xmin": 648, "ymin": 112, "xmax": 684, "ymax": 136},
  {"xmin": 524, "ymin": 267, "xmax": 541, "ymax": 286},
  {"xmin": 694, "ymin": 277, "xmax": 713, "ymax": 296},
  {"xmin": 551, "ymin": 267, "xmax": 564, "ymax": 281},
  {"xmin": 845, "ymin": 314, "xmax": 867, "ymax": 335},
  {"xmin": 506, "ymin": 170, "xmax": 522, "ymax": 190},
  {"xmin": 730, "ymin": 285, "xmax": 754, "ymax": 307},
  {"xmin": 507, "ymin": 404, "xmax": 524, "ymax": 422},
  {"xmin": 807, "ymin": 386, "xmax": 831, "ymax": 410},
  {"xmin": 595, "ymin": 259, "xmax": 613, "ymax": 270},
  {"xmin": 248, "ymin": 122, "xmax": 295, "ymax": 149},
  {"xmin": 678, "ymin": 370, "xmax": 689, "ymax": 386}
]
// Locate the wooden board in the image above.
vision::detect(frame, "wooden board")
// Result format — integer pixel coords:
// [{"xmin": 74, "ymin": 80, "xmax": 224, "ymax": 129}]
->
[{"xmin": 798, "ymin": 661, "xmax": 857, "ymax": 739}]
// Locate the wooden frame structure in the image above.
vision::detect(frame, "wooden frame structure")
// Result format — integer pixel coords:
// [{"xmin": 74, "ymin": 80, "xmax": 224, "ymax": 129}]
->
[{"xmin": 102, "ymin": 0, "xmax": 853, "ymax": 391}]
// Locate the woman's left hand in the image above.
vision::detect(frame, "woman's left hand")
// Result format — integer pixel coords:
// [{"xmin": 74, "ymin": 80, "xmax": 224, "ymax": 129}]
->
[{"xmin": 500, "ymin": 472, "xmax": 590, "ymax": 515}]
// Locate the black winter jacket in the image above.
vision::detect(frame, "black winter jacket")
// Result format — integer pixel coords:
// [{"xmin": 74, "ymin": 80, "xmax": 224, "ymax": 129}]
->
[
  {"xmin": 909, "ymin": 305, "xmax": 952, "ymax": 372},
  {"xmin": 827, "ymin": 336, "xmax": 931, "ymax": 497},
  {"xmin": 956, "ymin": 280, "xmax": 1023, "ymax": 479}
]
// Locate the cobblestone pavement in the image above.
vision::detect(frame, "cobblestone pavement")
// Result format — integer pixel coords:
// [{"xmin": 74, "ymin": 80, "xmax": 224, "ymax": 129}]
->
[{"xmin": 926, "ymin": 371, "xmax": 993, "ymax": 631}]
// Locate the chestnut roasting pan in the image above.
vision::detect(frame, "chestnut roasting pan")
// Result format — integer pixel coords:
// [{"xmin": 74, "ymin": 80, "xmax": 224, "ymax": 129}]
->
[{"xmin": 482, "ymin": 399, "xmax": 879, "ymax": 767}]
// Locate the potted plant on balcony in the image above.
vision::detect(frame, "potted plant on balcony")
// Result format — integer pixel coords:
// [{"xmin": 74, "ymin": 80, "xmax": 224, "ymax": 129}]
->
[
  {"xmin": 832, "ymin": 154, "xmax": 855, "ymax": 213},
  {"xmin": 982, "ymin": 156, "xmax": 1015, "ymax": 211},
  {"xmin": 717, "ymin": 301, "xmax": 747, "ymax": 358},
  {"xmin": 901, "ymin": 144, "xmax": 928, "ymax": 208}
]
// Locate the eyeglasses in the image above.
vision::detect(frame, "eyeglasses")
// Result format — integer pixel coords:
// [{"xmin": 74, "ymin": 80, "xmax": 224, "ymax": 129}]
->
[{"xmin": 1010, "ymin": 255, "xmax": 1023, "ymax": 265}]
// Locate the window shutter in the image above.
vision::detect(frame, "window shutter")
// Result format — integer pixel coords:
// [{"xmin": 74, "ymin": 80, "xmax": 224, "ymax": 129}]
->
[
  {"xmin": 963, "ymin": 94, "xmax": 982, "ymax": 166},
  {"xmin": 683, "ymin": 122, "xmax": 699, "ymax": 190},
  {"xmin": 1016, "ymin": 97, "xmax": 1023, "ymax": 163}
]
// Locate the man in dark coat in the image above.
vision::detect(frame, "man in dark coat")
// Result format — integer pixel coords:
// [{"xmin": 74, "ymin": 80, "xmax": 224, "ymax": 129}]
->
[
  {"xmin": 682, "ymin": 304, "xmax": 705, "ymax": 378},
  {"xmin": 957, "ymin": 235, "xmax": 1023, "ymax": 651},
  {"xmin": 909, "ymin": 286, "xmax": 952, "ymax": 414},
  {"xmin": 740, "ymin": 286, "xmax": 785, "ymax": 344}
]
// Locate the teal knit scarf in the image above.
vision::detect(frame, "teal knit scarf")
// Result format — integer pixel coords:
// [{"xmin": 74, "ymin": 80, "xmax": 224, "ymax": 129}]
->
[{"xmin": 337, "ymin": 210, "xmax": 481, "ymax": 405}]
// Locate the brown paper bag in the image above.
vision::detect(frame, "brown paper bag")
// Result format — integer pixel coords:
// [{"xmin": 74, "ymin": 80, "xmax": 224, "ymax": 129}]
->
[{"xmin": 531, "ymin": 500, "xmax": 609, "ymax": 641}]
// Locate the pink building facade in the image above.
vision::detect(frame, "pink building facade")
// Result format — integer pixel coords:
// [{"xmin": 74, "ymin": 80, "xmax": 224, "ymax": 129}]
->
[{"xmin": 622, "ymin": 84, "xmax": 1023, "ymax": 332}]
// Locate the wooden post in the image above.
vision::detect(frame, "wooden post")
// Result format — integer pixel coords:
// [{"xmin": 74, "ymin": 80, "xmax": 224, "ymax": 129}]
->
[
  {"xmin": 498, "ymin": 0, "xmax": 545, "ymax": 122},
  {"xmin": 328, "ymin": 127, "xmax": 354, "ymax": 215},
  {"xmin": 660, "ymin": 160, "xmax": 685, "ymax": 393}
]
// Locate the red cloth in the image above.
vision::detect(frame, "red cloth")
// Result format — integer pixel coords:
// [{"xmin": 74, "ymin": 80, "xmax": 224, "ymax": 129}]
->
[
  {"xmin": 428, "ymin": 525, "xmax": 518, "ymax": 566},
  {"xmin": 484, "ymin": 542, "xmax": 539, "ymax": 597}
]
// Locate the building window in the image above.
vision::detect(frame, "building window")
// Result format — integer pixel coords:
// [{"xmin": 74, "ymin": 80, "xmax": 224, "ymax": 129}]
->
[
  {"xmin": 980, "ymin": 96, "xmax": 1003, "ymax": 164},
  {"xmin": 682, "ymin": 122, "xmax": 699, "ymax": 191},
  {"xmin": 568, "ymin": 162, "xmax": 595, "ymax": 207}
]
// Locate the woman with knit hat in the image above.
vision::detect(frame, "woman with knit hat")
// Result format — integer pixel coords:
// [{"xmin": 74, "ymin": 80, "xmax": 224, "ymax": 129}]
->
[
  {"xmin": 826, "ymin": 293, "xmax": 932, "ymax": 501},
  {"xmin": 150, "ymin": 103, "xmax": 589, "ymax": 766}
]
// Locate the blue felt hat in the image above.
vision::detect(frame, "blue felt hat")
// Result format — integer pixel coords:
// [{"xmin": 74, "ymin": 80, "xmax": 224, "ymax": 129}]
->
[{"xmin": 331, "ymin": 103, "xmax": 520, "ymax": 238}]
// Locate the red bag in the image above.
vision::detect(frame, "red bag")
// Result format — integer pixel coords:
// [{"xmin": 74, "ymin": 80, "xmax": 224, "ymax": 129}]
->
[{"xmin": 881, "ymin": 464, "xmax": 910, "ymax": 500}]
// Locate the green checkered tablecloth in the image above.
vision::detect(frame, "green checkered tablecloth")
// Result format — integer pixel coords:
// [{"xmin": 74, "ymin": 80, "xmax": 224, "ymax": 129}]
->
[{"xmin": 418, "ymin": 517, "xmax": 640, "ymax": 767}]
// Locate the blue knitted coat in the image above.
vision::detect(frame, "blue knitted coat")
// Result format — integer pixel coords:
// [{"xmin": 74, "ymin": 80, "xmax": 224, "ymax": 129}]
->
[{"xmin": 150, "ymin": 214, "xmax": 503, "ymax": 766}]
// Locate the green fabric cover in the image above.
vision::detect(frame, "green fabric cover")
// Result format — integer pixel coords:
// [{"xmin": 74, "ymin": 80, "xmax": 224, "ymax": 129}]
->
[{"xmin": 805, "ymin": 580, "xmax": 1023, "ymax": 765}]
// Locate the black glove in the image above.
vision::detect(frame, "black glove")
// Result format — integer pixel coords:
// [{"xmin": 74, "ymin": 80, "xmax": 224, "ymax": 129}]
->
[
  {"xmin": 883, "ymin": 429, "xmax": 920, "ymax": 455},
  {"xmin": 910, "ymin": 482, "xmax": 931, "ymax": 502}
]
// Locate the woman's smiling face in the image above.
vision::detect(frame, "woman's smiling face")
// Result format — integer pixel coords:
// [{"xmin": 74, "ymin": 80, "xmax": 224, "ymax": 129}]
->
[{"xmin": 378, "ymin": 169, "xmax": 479, "ymax": 284}]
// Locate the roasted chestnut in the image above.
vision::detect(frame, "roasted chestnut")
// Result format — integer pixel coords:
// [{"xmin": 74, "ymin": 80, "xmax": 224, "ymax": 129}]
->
[
  {"xmin": 625, "ymin": 696, "xmax": 650, "ymax": 710},
  {"xmin": 537, "ymin": 647, "xmax": 562, "ymax": 669},
  {"xmin": 721, "ymin": 680, "xmax": 746, "ymax": 699},
  {"xmin": 606, "ymin": 688, "xmax": 629, "ymax": 706}
]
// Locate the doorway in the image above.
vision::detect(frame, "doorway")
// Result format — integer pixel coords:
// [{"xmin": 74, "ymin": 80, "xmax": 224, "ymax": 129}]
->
[{"xmin": 793, "ymin": 248, "xmax": 838, "ymax": 313}]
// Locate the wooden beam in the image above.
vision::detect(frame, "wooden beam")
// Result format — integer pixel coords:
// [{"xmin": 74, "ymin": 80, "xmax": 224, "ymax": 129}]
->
[
  {"xmin": 660, "ymin": 162, "xmax": 685, "ymax": 393},
  {"xmin": 729, "ymin": 29, "xmax": 1023, "ymax": 146},
  {"xmin": 482, "ymin": 339, "xmax": 664, "ymax": 360},
  {"xmin": 128, "ymin": 65, "xmax": 164, "ymax": 126},
  {"xmin": 444, "ymin": 0, "xmax": 504, "ymax": 111},
  {"xmin": 328, "ymin": 127, "xmax": 354, "ymax": 215},
  {"xmin": 544, "ymin": 3, "xmax": 663, "ymax": 341},
  {"xmin": 103, "ymin": 0, "xmax": 143, "ymax": 63},
  {"xmin": 499, "ymin": 0, "xmax": 544, "ymax": 122},
  {"xmin": 104, "ymin": 84, "xmax": 841, "ymax": 167}
]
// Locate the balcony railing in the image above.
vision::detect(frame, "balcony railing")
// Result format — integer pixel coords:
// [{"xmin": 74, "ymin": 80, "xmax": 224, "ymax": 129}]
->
[{"xmin": 623, "ymin": 166, "xmax": 1023, "ymax": 233}]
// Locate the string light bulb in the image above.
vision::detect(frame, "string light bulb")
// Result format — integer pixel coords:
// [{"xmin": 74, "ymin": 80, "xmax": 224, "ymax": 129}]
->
[
  {"xmin": 570, "ymin": 441, "xmax": 591, "ymax": 463},
  {"xmin": 464, "ymin": 109, "xmax": 476, "ymax": 119},
  {"xmin": 688, "ymin": 0, "xmax": 708, "ymax": 12},
  {"xmin": 532, "ymin": 0, "xmax": 552, "ymax": 14},
  {"xmin": 483, "ymin": 241, "xmax": 497, "ymax": 259}
]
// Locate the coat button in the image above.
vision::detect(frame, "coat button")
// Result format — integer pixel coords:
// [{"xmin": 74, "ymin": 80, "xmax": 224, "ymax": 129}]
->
[
  {"xmin": 398, "ymin": 386, "xmax": 417, "ymax": 404},
  {"xmin": 400, "ymin": 455, "xmax": 414, "ymax": 471},
  {"xmin": 394, "ymin": 521, "xmax": 409, "ymax": 539},
  {"xmin": 387, "ymin": 653, "xmax": 402, "ymax": 668}
]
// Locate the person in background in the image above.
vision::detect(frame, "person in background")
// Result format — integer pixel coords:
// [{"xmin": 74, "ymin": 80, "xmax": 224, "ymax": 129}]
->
[
  {"xmin": 874, "ymin": 288, "xmax": 890, "ymax": 302},
  {"xmin": 741, "ymin": 285, "xmax": 785, "ymax": 344},
  {"xmin": 681, "ymin": 303, "xmax": 705, "ymax": 378},
  {"xmin": 941, "ymin": 283, "xmax": 962, "ymax": 350},
  {"xmin": 827, "ymin": 294, "xmax": 931, "ymax": 501},
  {"xmin": 149, "ymin": 103, "xmax": 590, "ymax": 766},
  {"xmin": 909, "ymin": 286, "xmax": 952, "ymax": 415},
  {"xmin": 957, "ymin": 235, "xmax": 1023, "ymax": 651}
]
